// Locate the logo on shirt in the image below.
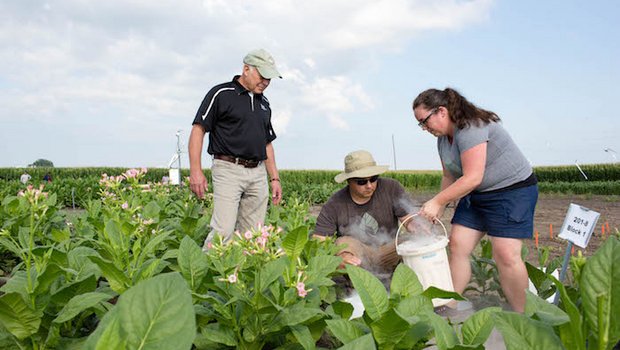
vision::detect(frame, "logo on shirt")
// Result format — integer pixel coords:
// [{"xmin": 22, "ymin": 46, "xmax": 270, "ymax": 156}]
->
[{"xmin": 260, "ymin": 104, "xmax": 268, "ymax": 111}]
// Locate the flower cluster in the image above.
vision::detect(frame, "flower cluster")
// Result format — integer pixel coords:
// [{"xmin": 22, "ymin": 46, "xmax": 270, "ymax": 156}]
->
[
  {"xmin": 233, "ymin": 223, "xmax": 284, "ymax": 259},
  {"xmin": 294, "ymin": 271, "xmax": 312, "ymax": 298},
  {"xmin": 17, "ymin": 184, "xmax": 48, "ymax": 204}
]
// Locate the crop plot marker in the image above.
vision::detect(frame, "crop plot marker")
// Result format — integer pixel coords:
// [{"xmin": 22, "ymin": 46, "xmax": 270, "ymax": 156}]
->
[{"xmin": 554, "ymin": 204, "xmax": 600, "ymax": 305}]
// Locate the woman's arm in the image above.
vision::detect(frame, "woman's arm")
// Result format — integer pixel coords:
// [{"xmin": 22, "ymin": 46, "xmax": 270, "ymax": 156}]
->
[{"xmin": 421, "ymin": 142, "xmax": 487, "ymax": 220}]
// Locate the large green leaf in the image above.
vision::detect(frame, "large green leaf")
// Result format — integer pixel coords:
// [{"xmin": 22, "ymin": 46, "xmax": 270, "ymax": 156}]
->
[
  {"xmin": 0, "ymin": 293, "xmax": 42, "ymax": 340},
  {"xmin": 461, "ymin": 307, "xmax": 501, "ymax": 346},
  {"xmin": 395, "ymin": 295, "xmax": 433, "ymax": 319},
  {"xmin": 390, "ymin": 264, "xmax": 423, "ymax": 298},
  {"xmin": 369, "ymin": 308, "xmax": 411, "ymax": 347},
  {"xmin": 345, "ymin": 265, "xmax": 388, "ymax": 321},
  {"xmin": 53, "ymin": 292, "xmax": 112, "ymax": 324},
  {"xmin": 549, "ymin": 275, "xmax": 585, "ymax": 350},
  {"xmin": 524, "ymin": 290, "xmax": 569, "ymax": 326},
  {"xmin": 427, "ymin": 313, "xmax": 458, "ymax": 350},
  {"xmin": 493, "ymin": 312, "xmax": 563, "ymax": 350},
  {"xmin": 50, "ymin": 275, "xmax": 99, "ymax": 305},
  {"xmin": 580, "ymin": 236, "xmax": 620, "ymax": 348},
  {"xmin": 83, "ymin": 304, "xmax": 126, "ymax": 350},
  {"xmin": 326, "ymin": 319, "xmax": 364, "ymax": 344},
  {"xmin": 306, "ymin": 255, "xmax": 341, "ymax": 282},
  {"xmin": 421, "ymin": 286, "xmax": 465, "ymax": 302},
  {"xmin": 282, "ymin": 226, "xmax": 309, "ymax": 260},
  {"xmin": 0, "ymin": 271, "xmax": 28, "ymax": 303},
  {"xmin": 67, "ymin": 246, "xmax": 101, "ymax": 280},
  {"xmin": 199, "ymin": 323, "xmax": 237, "ymax": 347},
  {"xmin": 33, "ymin": 262, "xmax": 63, "ymax": 295},
  {"xmin": 258, "ymin": 257, "xmax": 288, "ymax": 292},
  {"xmin": 269, "ymin": 304, "xmax": 323, "ymax": 332},
  {"xmin": 290, "ymin": 324, "xmax": 315, "ymax": 350},
  {"xmin": 177, "ymin": 236, "xmax": 209, "ymax": 290},
  {"xmin": 0, "ymin": 322, "xmax": 20, "ymax": 349},
  {"xmin": 138, "ymin": 231, "xmax": 172, "ymax": 262},
  {"xmin": 338, "ymin": 333, "xmax": 376, "ymax": 350},
  {"xmin": 85, "ymin": 272, "xmax": 195, "ymax": 350},
  {"xmin": 103, "ymin": 219, "xmax": 125, "ymax": 252},
  {"xmin": 142, "ymin": 201, "xmax": 161, "ymax": 221},
  {"xmin": 525, "ymin": 262, "xmax": 555, "ymax": 295},
  {"xmin": 88, "ymin": 256, "xmax": 130, "ymax": 293}
]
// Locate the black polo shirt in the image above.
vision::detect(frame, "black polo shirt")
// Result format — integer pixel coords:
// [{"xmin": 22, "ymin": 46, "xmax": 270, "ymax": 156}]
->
[{"xmin": 192, "ymin": 76, "xmax": 277, "ymax": 161}]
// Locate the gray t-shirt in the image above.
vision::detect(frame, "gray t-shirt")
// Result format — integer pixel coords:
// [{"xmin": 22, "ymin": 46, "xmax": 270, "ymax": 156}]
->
[
  {"xmin": 438, "ymin": 122, "xmax": 532, "ymax": 192},
  {"xmin": 314, "ymin": 178, "xmax": 411, "ymax": 246}
]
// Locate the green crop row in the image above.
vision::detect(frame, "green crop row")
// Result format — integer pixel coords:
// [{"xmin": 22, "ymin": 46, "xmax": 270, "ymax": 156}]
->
[
  {"xmin": 533, "ymin": 163, "xmax": 620, "ymax": 182},
  {"xmin": 1, "ymin": 165, "xmax": 619, "ymax": 209}
]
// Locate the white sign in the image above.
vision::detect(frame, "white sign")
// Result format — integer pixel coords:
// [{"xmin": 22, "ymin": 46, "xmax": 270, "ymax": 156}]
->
[
  {"xmin": 558, "ymin": 203, "xmax": 600, "ymax": 248},
  {"xmin": 169, "ymin": 168, "xmax": 180, "ymax": 185}
]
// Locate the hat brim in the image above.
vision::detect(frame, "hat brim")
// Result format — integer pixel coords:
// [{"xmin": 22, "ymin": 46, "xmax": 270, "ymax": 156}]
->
[
  {"xmin": 256, "ymin": 65, "xmax": 282, "ymax": 79},
  {"xmin": 334, "ymin": 165, "xmax": 389, "ymax": 183}
]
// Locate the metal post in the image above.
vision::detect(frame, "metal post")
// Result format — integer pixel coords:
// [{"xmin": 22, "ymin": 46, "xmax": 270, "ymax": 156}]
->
[
  {"xmin": 574, "ymin": 160, "xmax": 588, "ymax": 180},
  {"xmin": 392, "ymin": 134, "xmax": 397, "ymax": 171},
  {"xmin": 176, "ymin": 130, "xmax": 182, "ymax": 185}
]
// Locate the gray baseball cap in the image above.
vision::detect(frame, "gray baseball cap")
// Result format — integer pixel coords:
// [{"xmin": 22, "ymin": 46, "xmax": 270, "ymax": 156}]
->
[{"xmin": 243, "ymin": 49, "xmax": 282, "ymax": 79}]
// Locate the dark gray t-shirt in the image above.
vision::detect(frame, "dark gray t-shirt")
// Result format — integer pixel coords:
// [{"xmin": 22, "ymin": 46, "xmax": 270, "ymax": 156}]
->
[
  {"xmin": 438, "ymin": 121, "xmax": 532, "ymax": 192},
  {"xmin": 314, "ymin": 178, "xmax": 411, "ymax": 246}
]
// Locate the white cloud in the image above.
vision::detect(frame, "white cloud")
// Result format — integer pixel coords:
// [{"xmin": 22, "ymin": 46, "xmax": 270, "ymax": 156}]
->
[{"xmin": 0, "ymin": 0, "xmax": 494, "ymax": 166}]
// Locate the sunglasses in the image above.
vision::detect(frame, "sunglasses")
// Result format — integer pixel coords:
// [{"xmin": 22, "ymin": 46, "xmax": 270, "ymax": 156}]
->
[{"xmin": 351, "ymin": 175, "xmax": 379, "ymax": 186}]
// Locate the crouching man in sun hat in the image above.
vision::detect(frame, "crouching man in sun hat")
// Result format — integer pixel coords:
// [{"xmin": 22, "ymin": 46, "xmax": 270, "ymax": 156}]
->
[{"xmin": 313, "ymin": 150, "xmax": 416, "ymax": 285}]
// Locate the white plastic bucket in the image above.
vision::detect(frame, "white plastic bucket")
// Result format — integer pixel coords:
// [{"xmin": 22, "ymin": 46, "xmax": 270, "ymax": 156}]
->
[{"xmin": 396, "ymin": 214, "xmax": 454, "ymax": 307}]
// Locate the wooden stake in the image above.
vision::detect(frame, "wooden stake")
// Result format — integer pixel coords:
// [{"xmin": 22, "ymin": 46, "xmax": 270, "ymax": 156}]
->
[
  {"xmin": 550, "ymin": 224, "xmax": 553, "ymax": 239},
  {"xmin": 602, "ymin": 224, "xmax": 606, "ymax": 239},
  {"xmin": 535, "ymin": 230, "xmax": 539, "ymax": 248}
]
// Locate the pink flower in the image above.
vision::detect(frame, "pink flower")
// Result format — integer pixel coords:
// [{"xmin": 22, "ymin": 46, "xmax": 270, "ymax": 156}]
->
[
  {"xmin": 256, "ymin": 236, "xmax": 267, "ymax": 248},
  {"xmin": 261, "ymin": 226, "xmax": 270, "ymax": 238},
  {"xmin": 124, "ymin": 168, "xmax": 139, "ymax": 179},
  {"xmin": 227, "ymin": 274, "xmax": 237, "ymax": 284},
  {"xmin": 121, "ymin": 202, "xmax": 129, "ymax": 209},
  {"xmin": 207, "ymin": 242, "xmax": 213, "ymax": 250},
  {"xmin": 244, "ymin": 230, "xmax": 253, "ymax": 240},
  {"xmin": 140, "ymin": 167, "xmax": 148, "ymax": 174},
  {"xmin": 296, "ymin": 282, "xmax": 307, "ymax": 298}
]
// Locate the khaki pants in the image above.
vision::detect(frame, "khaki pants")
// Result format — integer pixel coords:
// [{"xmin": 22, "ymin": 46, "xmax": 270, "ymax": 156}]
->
[
  {"xmin": 204, "ymin": 159, "xmax": 268, "ymax": 248},
  {"xmin": 335, "ymin": 236, "xmax": 401, "ymax": 273}
]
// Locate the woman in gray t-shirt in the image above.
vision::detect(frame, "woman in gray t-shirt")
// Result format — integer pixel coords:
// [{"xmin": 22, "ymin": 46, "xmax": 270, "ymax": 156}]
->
[{"xmin": 412, "ymin": 88, "xmax": 538, "ymax": 313}]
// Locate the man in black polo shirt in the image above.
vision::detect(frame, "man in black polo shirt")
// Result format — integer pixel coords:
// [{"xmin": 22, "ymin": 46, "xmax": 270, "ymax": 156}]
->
[{"xmin": 189, "ymin": 49, "xmax": 283, "ymax": 248}]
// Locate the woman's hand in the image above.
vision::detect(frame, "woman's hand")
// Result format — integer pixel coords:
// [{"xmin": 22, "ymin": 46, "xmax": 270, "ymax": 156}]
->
[{"xmin": 420, "ymin": 197, "xmax": 446, "ymax": 222}]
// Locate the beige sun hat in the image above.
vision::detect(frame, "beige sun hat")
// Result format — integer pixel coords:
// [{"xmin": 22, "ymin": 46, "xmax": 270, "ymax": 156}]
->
[
  {"xmin": 334, "ymin": 150, "xmax": 389, "ymax": 183},
  {"xmin": 243, "ymin": 49, "xmax": 282, "ymax": 79}
]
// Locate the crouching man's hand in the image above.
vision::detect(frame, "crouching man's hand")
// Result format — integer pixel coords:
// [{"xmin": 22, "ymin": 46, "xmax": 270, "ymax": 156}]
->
[{"xmin": 337, "ymin": 251, "xmax": 361, "ymax": 270}]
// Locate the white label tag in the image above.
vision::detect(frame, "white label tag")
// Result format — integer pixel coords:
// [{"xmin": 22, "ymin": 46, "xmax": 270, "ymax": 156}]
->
[{"xmin": 558, "ymin": 203, "xmax": 600, "ymax": 248}]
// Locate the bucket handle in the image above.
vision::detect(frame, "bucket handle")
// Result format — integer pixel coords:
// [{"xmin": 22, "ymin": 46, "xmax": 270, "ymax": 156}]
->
[{"xmin": 395, "ymin": 213, "xmax": 448, "ymax": 253}]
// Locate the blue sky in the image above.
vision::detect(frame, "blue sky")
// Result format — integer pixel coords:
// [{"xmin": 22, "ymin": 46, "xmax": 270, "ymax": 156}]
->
[{"xmin": 1, "ymin": 0, "xmax": 618, "ymax": 170}]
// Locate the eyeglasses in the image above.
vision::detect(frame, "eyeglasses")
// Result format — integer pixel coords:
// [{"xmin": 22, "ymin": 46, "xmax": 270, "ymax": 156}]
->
[
  {"xmin": 351, "ymin": 175, "xmax": 379, "ymax": 186},
  {"xmin": 417, "ymin": 108, "xmax": 437, "ymax": 128}
]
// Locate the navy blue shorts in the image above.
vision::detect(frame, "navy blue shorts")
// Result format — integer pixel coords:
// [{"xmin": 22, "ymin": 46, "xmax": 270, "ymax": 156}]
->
[{"xmin": 451, "ymin": 184, "xmax": 538, "ymax": 239}]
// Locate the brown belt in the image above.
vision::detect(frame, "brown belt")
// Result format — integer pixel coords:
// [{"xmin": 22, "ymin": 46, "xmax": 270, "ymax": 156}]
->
[{"xmin": 214, "ymin": 154, "xmax": 260, "ymax": 168}]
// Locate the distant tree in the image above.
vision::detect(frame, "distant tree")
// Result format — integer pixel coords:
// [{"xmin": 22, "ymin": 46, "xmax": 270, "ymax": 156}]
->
[{"xmin": 29, "ymin": 159, "xmax": 54, "ymax": 167}]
